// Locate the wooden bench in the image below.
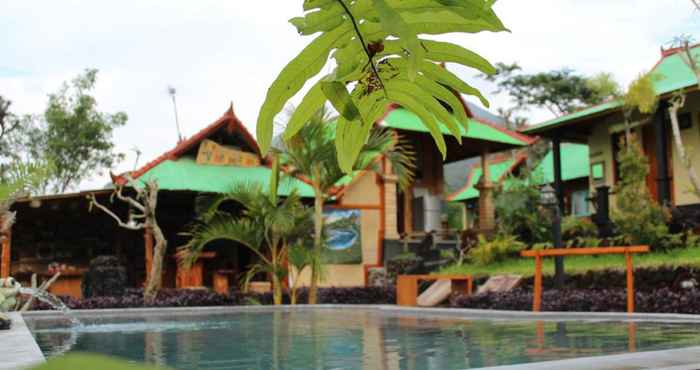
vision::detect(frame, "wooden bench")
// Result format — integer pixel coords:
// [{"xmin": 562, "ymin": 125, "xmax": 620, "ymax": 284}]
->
[
  {"xmin": 396, "ymin": 274, "xmax": 473, "ymax": 306},
  {"xmin": 521, "ymin": 246, "xmax": 650, "ymax": 313}
]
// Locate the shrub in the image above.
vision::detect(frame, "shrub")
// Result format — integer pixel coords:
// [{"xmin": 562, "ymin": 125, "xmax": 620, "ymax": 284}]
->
[
  {"xmin": 386, "ymin": 253, "xmax": 422, "ymax": 282},
  {"xmin": 562, "ymin": 216, "xmax": 600, "ymax": 247},
  {"xmin": 612, "ymin": 137, "xmax": 672, "ymax": 250},
  {"xmin": 494, "ymin": 172, "xmax": 551, "ymax": 244},
  {"xmin": 468, "ymin": 234, "xmax": 526, "ymax": 265}
]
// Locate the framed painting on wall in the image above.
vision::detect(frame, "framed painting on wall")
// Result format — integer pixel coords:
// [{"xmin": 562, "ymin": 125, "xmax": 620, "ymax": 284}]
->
[{"xmin": 322, "ymin": 208, "xmax": 362, "ymax": 264}]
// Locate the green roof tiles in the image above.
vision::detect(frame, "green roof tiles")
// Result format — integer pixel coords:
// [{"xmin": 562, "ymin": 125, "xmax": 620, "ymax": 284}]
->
[
  {"xmin": 449, "ymin": 144, "xmax": 590, "ymax": 202},
  {"xmin": 382, "ymin": 108, "xmax": 529, "ymax": 146},
  {"xmin": 136, "ymin": 158, "xmax": 315, "ymax": 197},
  {"xmin": 523, "ymin": 46, "xmax": 700, "ymax": 134},
  {"xmin": 448, "ymin": 158, "xmax": 518, "ymax": 202}
]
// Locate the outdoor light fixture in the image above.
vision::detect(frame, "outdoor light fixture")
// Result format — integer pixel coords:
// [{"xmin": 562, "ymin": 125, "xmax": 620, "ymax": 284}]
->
[
  {"xmin": 539, "ymin": 184, "xmax": 557, "ymax": 207},
  {"xmin": 540, "ymin": 183, "xmax": 565, "ymax": 288}
]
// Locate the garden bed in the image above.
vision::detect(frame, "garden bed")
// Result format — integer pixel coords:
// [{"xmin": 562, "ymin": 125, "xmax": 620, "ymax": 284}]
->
[{"xmin": 30, "ymin": 286, "xmax": 396, "ymax": 310}]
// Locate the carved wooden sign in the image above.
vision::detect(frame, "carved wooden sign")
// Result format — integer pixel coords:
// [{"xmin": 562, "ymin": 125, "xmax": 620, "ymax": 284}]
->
[{"xmin": 196, "ymin": 139, "xmax": 260, "ymax": 167}]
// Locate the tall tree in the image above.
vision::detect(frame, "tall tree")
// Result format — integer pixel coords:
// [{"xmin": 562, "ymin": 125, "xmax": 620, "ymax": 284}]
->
[
  {"xmin": 23, "ymin": 69, "xmax": 127, "ymax": 193},
  {"xmin": 257, "ymin": 1, "xmax": 507, "ymax": 172},
  {"xmin": 480, "ymin": 62, "xmax": 621, "ymax": 124},
  {"xmin": 279, "ymin": 107, "xmax": 415, "ymax": 304}
]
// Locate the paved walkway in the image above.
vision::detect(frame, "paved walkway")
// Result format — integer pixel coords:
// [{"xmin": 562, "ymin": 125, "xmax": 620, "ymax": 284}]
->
[{"xmin": 0, "ymin": 313, "xmax": 45, "ymax": 370}]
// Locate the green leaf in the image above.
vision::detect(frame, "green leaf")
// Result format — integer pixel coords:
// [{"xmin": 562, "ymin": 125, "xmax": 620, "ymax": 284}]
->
[
  {"xmin": 290, "ymin": 3, "xmax": 345, "ymax": 35},
  {"xmin": 373, "ymin": 0, "xmax": 423, "ymax": 80},
  {"xmin": 256, "ymin": 23, "xmax": 353, "ymax": 154},
  {"xmin": 303, "ymin": 0, "xmax": 335, "ymax": 11},
  {"xmin": 283, "ymin": 82, "xmax": 326, "ymax": 140},
  {"xmin": 269, "ymin": 153, "xmax": 280, "ymax": 203},
  {"xmin": 422, "ymin": 39, "xmax": 496, "ymax": 75},
  {"xmin": 387, "ymin": 89, "xmax": 447, "ymax": 158},
  {"xmin": 386, "ymin": 79, "xmax": 462, "ymax": 143},
  {"xmin": 29, "ymin": 353, "xmax": 172, "ymax": 370},
  {"xmin": 321, "ymin": 80, "xmax": 361, "ymax": 121},
  {"xmin": 419, "ymin": 61, "xmax": 490, "ymax": 107},
  {"xmin": 402, "ymin": 10, "xmax": 504, "ymax": 34},
  {"xmin": 335, "ymin": 91, "xmax": 388, "ymax": 173}
]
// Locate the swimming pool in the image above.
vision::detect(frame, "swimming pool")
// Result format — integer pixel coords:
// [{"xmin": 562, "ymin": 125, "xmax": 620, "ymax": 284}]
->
[{"xmin": 25, "ymin": 307, "xmax": 700, "ymax": 370}]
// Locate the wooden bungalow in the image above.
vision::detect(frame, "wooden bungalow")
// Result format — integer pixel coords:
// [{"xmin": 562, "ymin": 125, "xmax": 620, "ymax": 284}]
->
[
  {"xmin": 522, "ymin": 45, "xmax": 700, "ymax": 218},
  {"xmin": 447, "ymin": 143, "xmax": 592, "ymax": 228},
  {"xmin": 0, "ymin": 99, "xmax": 534, "ymax": 295}
]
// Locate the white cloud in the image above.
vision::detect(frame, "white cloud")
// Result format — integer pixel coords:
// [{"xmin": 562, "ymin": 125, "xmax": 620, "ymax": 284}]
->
[{"xmin": 0, "ymin": 0, "xmax": 698, "ymax": 190}]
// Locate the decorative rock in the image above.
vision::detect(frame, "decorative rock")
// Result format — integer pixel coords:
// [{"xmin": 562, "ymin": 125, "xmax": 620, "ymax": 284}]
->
[
  {"xmin": 82, "ymin": 255, "xmax": 127, "ymax": 298},
  {"xmin": 476, "ymin": 274, "xmax": 523, "ymax": 295},
  {"xmin": 0, "ymin": 312, "xmax": 10, "ymax": 330},
  {"xmin": 417, "ymin": 279, "xmax": 452, "ymax": 307}
]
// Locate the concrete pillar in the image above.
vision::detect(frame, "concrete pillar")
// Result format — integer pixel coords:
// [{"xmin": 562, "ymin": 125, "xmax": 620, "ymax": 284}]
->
[
  {"xmin": 475, "ymin": 152, "xmax": 496, "ymax": 234},
  {"xmin": 423, "ymin": 194, "xmax": 443, "ymax": 232}
]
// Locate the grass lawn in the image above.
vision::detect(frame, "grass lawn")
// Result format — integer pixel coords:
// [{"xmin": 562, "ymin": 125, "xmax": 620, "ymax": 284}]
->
[{"xmin": 439, "ymin": 247, "xmax": 700, "ymax": 278}]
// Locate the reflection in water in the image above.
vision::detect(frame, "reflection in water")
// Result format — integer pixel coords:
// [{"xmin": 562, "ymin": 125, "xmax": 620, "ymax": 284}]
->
[{"xmin": 29, "ymin": 309, "xmax": 700, "ymax": 370}]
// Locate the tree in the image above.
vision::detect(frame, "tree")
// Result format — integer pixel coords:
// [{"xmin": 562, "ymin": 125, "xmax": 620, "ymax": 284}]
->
[
  {"xmin": 181, "ymin": 181, "xmax": 313, "ymax": 305},
  {"xmin": 87, "ymin": 176, "xmax": 166, "ymax": 303},
  {"xmin": 0, "ymin": 161, "xmax": 51, "ymax": 244},
  {"xmin": 23, "ymin": 69, "xmax": 127, "ymax": 193},
  {"xmin": 279, "ymin": 107, "xmax": 415, "ymax": 304},
  {"xmin": 480, "ymin": 62, "xmax": 621, "ymax": 123},
  {"xmin": 257, "ymin": 1, "xmax": 507, "ymax": 172},
  {"xmin": 667, "ymin": 37, "xmax": 700, "ymax": 199}
]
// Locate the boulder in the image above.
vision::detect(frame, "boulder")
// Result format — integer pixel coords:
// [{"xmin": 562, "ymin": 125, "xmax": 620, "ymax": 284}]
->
[
  {"xmin": 82, "ymin": 256, "xmax": 127, "ymax": 298},
  {"xmin": 0, "ymin": 277, "xmax": 20, "ymax": 312}
]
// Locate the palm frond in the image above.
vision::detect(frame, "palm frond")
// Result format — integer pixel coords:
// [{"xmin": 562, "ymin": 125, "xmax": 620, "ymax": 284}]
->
[
  {"xmin": 183, "ymin": 215, "xmax": 266, "ymax": 267},
  {"xmin": 360, "ymin": 128, "xmax": 416, "ymax": 189}
]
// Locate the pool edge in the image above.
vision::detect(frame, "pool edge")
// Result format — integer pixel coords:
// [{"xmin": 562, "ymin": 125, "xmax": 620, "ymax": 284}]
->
[{"xmin": 0, "ymin": 312, "xmax": 45, "ymax": 370}]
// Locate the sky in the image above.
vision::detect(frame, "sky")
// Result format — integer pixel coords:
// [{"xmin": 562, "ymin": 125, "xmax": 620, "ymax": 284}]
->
[{"xmin": 1, "ymin": 1, "xmax": 699, "ymax": 191}]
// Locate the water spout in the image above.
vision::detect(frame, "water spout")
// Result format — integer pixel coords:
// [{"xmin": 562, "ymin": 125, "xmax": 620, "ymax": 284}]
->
[{"xmin": 20, "ymin": 287, "xmax": 82, "ymax": 327}]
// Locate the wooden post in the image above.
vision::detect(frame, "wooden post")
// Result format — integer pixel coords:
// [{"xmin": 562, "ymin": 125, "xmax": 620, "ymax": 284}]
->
[
  {"xmin": 1, "ymin": 231, "xmax": 11, "ymax": 279},
  {"xmin": 626, "ymin": 251, "xmax": 634, "ymax": 313},
  {"xmin": 467, "ymin": 276, "xmax": 473, "ymax": 295},
  {"xmin": 396, "ymin": 275, "xmax": 418, "ymax": 306},
  {"xmin": 628, "ymin": 322, "xmax": 637, "ymax": 352},
  {"xmin": 533, "ymin": 253, "xmax": 543, "ymax": 312},
  {"xmin": 144, "ymin": 227, "xmax": 154, "ymax": 283}
]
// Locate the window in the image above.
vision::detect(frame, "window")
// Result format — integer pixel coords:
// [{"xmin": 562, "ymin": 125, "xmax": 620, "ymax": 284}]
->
[
  {"xmin": 571, "ymin": 190, "xmax": 591, "ymax": 217},
  {"xmin": 591, "ymin": 161, "xmax": 606, "ymax": 186}
]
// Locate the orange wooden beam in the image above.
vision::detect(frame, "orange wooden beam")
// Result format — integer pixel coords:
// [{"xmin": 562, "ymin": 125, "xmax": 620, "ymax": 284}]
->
[
  {"xmin": 626, "ymin": 251, "xmax": 635, "ymax": 313},
  {"xmin": 521, "ymin": 246, "xmax": 649, "ymax": 257}
]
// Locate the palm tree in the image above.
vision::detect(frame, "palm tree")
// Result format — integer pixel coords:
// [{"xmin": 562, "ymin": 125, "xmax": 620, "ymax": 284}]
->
[
  {"xmin": 279, "ymin": 107, "xmax": 416, "ymax": 304},
  {"xmin": 180, "ymin": 180, "xmax": 312, "ymax": 305}
]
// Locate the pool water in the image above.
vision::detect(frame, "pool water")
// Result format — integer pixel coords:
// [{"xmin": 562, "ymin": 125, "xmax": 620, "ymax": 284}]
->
[{"xmin": 28, "ymin": 309, "xmax": 700, "ymax": 370}]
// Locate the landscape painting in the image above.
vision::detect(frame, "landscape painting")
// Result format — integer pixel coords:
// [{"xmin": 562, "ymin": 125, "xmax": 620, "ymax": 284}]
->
[{"xmin": 322, "ymin": 208, "xmax": 362, "ymax": 264}]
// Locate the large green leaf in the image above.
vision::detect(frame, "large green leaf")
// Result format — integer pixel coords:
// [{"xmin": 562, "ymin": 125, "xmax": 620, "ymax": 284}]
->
[
  {"xmin": 386, "ymin": 79, "xmax": 462, "ymax": 143},
  {"xmin": 290, "ymin": 3, "xmax": 345, "ymax": 35},
  {"xmin": 283, "ymin": 81, "xmax": 326, "ymax": 140},
  {"xmin": 387, "ymin": 89, "xmax": 447, "ymax": 157},
  {"xmin": 419, "ymin": 61, "xmax": 490, "ymax": 107},
  {"xmin": 256, "ymin": 23, "xmax": 352, "ymax": 154},
  {"xmin": 421, "ymin": 39, "xmax": 496, "ymax": 75},
  {"xmin": 335, "ymin": 91, "xmax": 387, "ymax": 173},
  {"xmin": 402, "ymin": 10, "xmax": 504, "ymax": 34},
  {"xmin": 303, "ymin": 0, "xmax": 336, "ymax": 11},
  {"xmin": 373, "ymin": 0, "xmax": 422, "ymax": 80},
  {"xmin": 321, "ymin": 80, "xmax": 361, "ymax": 121}
]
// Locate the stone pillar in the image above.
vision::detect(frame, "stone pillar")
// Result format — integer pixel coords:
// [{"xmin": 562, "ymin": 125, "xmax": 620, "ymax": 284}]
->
[
  {"xmin": 383, "ymin": 167, "xmax": 401, "ymax": 240},
  {"xmin": 0, "ymin": 231, "xmax": 10, "ymax": 279},
  {"xmin": 475, "ymin": 152, "xmax": 496, "ymax": 234}
]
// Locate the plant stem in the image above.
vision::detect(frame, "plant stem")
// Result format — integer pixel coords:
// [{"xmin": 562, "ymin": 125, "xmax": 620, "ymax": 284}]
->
[{"xmin": 335, "ymin": 0, "xmax": 386, "ymax": 95}]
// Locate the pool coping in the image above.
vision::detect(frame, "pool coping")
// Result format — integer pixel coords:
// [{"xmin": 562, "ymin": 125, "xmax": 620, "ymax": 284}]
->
[
  {"xmin": 20, "ymin": 305, "xmax": 700, "ymax": 370},
  {"xmin": 0, "ymin": 312, "xmax": 45, "ymax": 370},
  {"xmin": 21, "ymin": 304, "xmax": 700, "ymax": 323}
]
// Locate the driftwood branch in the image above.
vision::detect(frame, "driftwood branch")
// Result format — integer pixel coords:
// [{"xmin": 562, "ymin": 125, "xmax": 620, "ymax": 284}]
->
[
  {"xmin": 21, "ymin": 272, "xmax": 61, "ymax": 312},
  {"xmin": 87, "ymin": 193, "xmax": 144, "ymax": 230}
]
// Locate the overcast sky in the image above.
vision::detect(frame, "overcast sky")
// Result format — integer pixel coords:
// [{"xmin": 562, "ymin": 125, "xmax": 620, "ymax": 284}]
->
[{"xmin": 1, "ymin": 1, "xmax": 699, "ymax": 191}]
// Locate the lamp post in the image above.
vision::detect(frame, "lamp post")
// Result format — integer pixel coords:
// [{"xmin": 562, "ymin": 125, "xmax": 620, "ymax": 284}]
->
[{"xmin": 540, "ymin": 184, "xmax": 565, "ymax": 288}]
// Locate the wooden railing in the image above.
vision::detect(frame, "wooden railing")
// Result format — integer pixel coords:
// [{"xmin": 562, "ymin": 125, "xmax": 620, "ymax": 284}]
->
[{"xmin": 521, "ymin": 246, "xmax": 650, "ymax": 313}]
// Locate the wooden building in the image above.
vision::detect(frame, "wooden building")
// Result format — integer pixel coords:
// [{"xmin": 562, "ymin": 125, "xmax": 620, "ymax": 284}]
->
[{"xmin": 1, "ymin": 100, "xmax": 533, "ymax": 295}]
